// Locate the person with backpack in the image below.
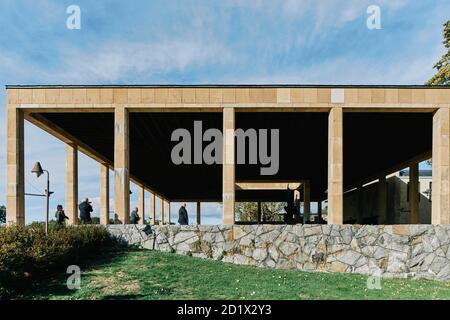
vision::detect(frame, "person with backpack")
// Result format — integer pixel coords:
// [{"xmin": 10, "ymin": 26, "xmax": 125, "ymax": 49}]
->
[
  {"xmin": 130, "ymin": 207, "xmax": 141, "ymax": 224},
  {"xmin": 55, "ymin": 204, "xmax": 69, "ymax": 226},
  {"xmin": 79, "ymin": 198, "xmax": 93, "ymax": 224},
  {"xmin": 178, "ymin": 203, "xmax": 189, "ymax": 225}
]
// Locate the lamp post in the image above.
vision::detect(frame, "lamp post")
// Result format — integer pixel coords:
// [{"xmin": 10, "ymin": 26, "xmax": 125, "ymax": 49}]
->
[{"xmin": 31, "ymin": 162, "xmax": 50, "ymax": 235}]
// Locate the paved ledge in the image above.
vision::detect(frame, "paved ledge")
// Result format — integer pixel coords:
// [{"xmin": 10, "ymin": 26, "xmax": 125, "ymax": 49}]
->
[{"xmin": 107, "ymin": 224, "xmax": 450, "ymax": 281}]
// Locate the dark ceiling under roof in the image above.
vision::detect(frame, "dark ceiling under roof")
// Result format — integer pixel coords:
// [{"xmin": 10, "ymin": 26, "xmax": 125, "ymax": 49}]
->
[{"xmin": 33, "ymin": 112, "xmax": 432, "ymax": 202}]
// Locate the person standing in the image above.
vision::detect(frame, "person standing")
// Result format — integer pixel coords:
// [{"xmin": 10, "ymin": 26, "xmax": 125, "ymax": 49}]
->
[
  {"xmin": 79, "ymin": 198, "xmax": 93, "ymax": 224},
  {"xmin": 130, "ymin": 207, "xmax": 140, "ymax": 224},
  {"xmin": 55, "ymin": 204, "xmax": 69, "ymax": 226},
  {"xmin": 178, "ymin": 203, "xmax": 189, "ymax": 225}
]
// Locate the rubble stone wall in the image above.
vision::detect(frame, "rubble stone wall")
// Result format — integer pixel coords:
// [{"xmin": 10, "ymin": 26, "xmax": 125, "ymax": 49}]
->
[{"xmin": 107, "ymin": 224, "xmax": 450, "ymax": 281}]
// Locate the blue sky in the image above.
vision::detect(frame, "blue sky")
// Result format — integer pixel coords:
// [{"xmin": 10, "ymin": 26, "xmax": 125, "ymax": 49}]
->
[{"xmin": 0, "ymin": 0, "xmax": 448, "ymax": 223}]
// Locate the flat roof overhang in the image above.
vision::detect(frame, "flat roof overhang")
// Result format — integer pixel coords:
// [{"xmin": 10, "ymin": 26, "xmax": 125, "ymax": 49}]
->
[{"xmin": 9, "ymin": 85, "xmax": 445, "ymax": 203}]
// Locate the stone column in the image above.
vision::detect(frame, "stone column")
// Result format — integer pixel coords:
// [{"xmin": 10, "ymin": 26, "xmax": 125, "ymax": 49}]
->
[
  {"xmin": 327, "ymin": 106, "xmax": 344, "ymax": 224},
  {"xmin": 432, "ymin": 107, "xmax": 450, "ymax": 224},
  {"xmin": 196, "ymin": 202, "xmax": 201, "ymax": 225},
  {"xmin": 223, "ymin": 107, "xmax": 235, "ymax": 225},
  {"xmin": 304, "ymin": 181, "xmax": 311, "ymax": 222},
  {"xmin": 377, "ymin": 176, "xmax": 387, "ymax": 224},
  {"xmin": 138, "ymin": 186, "xmax": 145, "ymax": 224},
  {"xmin": 164, "ymin": 200, "xmax": 171, "ymax": 225},
  {"xmin": 66, "ymin": 144, "xmax": 78, "ymax": 225},
  {"xmin": 100, "ymin": 163, "xmax": 109, "ymax": 225},
  {"xmin": 158, "ymin": 197, "xmax": 164, "ymax": 225},
  {"xmin": 6, "ymin": 106, "xmax": 25, "ymax": 225},
  {"xmin": 409, "ymin": 163, "xmax": 420, "ymax": 224},
  {"xmin": 114, "ymin": 106, "xmax": 130, "ymax": 224},
  {"xmin": 149, "ymin": 193, "xmax": 156, "ymax": 225}
]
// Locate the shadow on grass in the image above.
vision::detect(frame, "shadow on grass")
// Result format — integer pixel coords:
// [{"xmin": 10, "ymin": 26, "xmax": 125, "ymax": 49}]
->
[
  {"xmin": 18, "ymin": 247, "xmax": 142, "ymax": 300},
  {"xmin": 102, "ymin": 294, "xmax": 148, "ymax": 300}
]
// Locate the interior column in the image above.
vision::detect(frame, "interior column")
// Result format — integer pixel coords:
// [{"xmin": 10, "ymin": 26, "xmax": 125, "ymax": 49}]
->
[
  {"xmin": 139, "ymin": 186, "xmax": 145, "ymax": 224},
  {"xmin": 158, "ymin": 197, "xmax": 164, "ymax": 225},
  {"xmin": 100, "ymin": 163, "xmax": 109, "ymax": 225},
  {"xmin": 197, "ymin": 202, "xmax": 201, "ymax": 225},
  {"xmin": 304, "ymin": 181, "xmax": 311, "ymax": 223},
  {"xmin": 164, "ymin": 200, "xmax": 171, "ymax": 225},
  {"xmin": 149, "ymin": 193, "xmax": 155, "ymax": 225},
  {"xmin": 409, "ymin": 163, "xmax": 420, "ymax": 224}
]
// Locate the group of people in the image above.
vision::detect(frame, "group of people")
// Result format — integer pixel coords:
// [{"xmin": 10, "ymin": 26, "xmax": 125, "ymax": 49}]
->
[
  {"xmin": 128, "ymin": 203, "xmax": 189, "ymax": 225},
  {"xmin": 54, "ymin": 197, "xmax": 93, "ymax": 225},
  {"xmin": 54, "ymin": 199, "xmax": 191, "ymax": 226}
]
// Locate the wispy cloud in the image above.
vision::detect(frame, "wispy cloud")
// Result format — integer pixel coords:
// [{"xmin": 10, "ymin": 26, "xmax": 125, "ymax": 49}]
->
[
  {"xmin": 0, "ymin": 0, "xmax": 449, "ymax": 223},
  {"xmin": 1, "ymin": 38, "xmax": 234, "ymax": 84}
]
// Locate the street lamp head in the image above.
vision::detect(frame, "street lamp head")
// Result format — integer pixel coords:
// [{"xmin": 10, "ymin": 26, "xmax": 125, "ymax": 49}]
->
[{"xmin": 31, "ymin": 162, "xmax": 44, "ymax": 178}]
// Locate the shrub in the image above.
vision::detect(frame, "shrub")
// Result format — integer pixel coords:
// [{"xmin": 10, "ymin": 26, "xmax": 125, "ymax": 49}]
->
[{"xmin": 0, "ymin": 224, "xmax": 115, "ymax": 299}]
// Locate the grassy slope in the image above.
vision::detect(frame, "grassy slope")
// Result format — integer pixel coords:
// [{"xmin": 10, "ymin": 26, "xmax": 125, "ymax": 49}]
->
[{"xmin": 22, "ymin": 249, "xmax": 449, "ymax": 300}]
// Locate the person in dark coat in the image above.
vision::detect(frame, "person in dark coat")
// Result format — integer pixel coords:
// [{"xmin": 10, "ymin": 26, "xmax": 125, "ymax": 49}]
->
[
  {"xmin": 130, "ymin": 207, "xmax": 140, "ymax": 224},
  {"xmin": 178, "ymin": 204, "xmax": 189, "ymax": 225},
  {"xmin": 79, "ymin": 198, "xmax": 93, "ymax": 224},
  {"xmin": 55, "ymin": 204, "xmax": 69, "ymax": 226}
]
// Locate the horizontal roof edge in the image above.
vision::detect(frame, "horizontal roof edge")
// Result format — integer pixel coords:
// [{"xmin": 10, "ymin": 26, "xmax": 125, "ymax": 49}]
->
[{"xmin": 5, "ymin": 84, "xmax": 450, "ymax": 89}]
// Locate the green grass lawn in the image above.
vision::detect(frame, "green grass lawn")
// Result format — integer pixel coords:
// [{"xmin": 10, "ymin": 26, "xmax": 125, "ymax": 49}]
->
[{"xmin": 21, "ymin": 249, "xmax": 449, "ymax": 300}]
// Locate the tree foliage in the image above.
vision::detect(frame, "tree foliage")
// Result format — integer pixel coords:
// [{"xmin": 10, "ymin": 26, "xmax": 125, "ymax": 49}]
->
[
  {"xmin": 236, "ymin": 202, "xmax": 285, "ymax": 222},
  {"xmin": 427, "ymin": 20, "xmax": 450, "ymax": 85}
]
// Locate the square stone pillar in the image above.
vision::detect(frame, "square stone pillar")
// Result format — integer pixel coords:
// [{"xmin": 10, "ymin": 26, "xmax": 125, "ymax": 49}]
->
[
  {"xmin": 138, "ymin": 186, "xmax": 145, "ymax": 224},
  {"xmin": 196, "ymin": 202, "xmax": 201, "ymax": 225},
  {"xmin": 377, "ymin": 176, "xmax": 387, "ymax": 224},
  {"xmin": 6, "ymin": 106, "xmax": 25, "ymax": 225},
  {"xmin": 327, "ymin": 106, "xmax": 344, "ymax": 224},
  {"xmin": 100, "ymin": 164, "xmax": 109, "ymax": 225},
  {"xmin": 114, "ymin": 106, "xmax": 130, "ymax": 224},
  {"xmin": 158, "ymin": 197, "xmax": 164, "ymax": 225},
  {"xmin": 432, "ymin": 107, "xmax": 450, "ymax": 224},
  {"xmin": 164, "ymin": 200, "xmax": 170, "ymax": 225},
  {"xmin": 149, "ymin": 193, "xmax": 155, "ymax": 225},
  {"xmin": 409, "ymin": 163, "xmax": 420, "ymax": 224},
  {"xmin": 66, "ymin": 144, "xmax": 78, "ymax": 225},
  {"xmin": 223, "ymin": 107, "xmax": 235, "ymax": 225},
  {"xmin": 303, "ymin": 181, "xmax": 311, "ymax": 222}
]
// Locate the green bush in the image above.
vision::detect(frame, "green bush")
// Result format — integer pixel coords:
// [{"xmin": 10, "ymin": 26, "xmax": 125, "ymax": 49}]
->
[{"xmin": 0, "ymin": 224, "xmax": 115, "ymax": 299}]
